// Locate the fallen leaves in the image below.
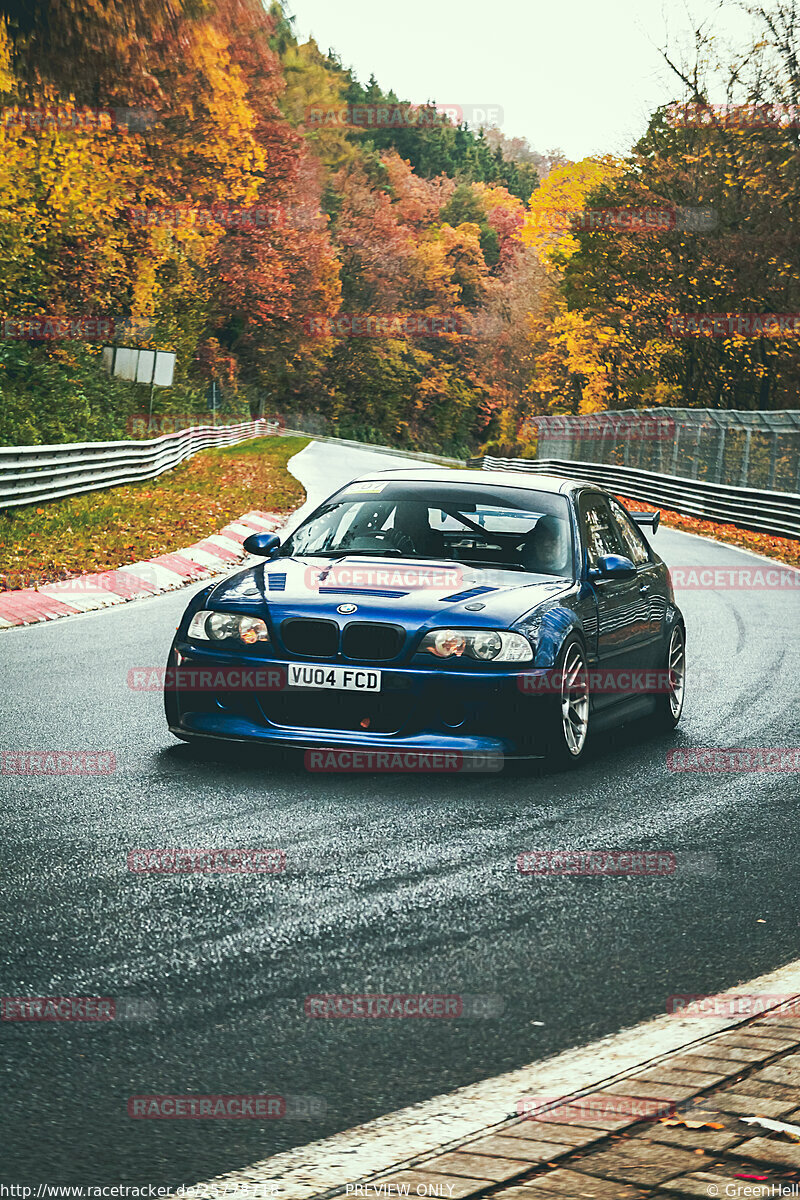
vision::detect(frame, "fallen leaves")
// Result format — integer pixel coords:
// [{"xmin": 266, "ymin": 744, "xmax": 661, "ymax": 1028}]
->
[{"xmin": 661, "ymin": 1117, "xmax": 726, "ymax": 1129}]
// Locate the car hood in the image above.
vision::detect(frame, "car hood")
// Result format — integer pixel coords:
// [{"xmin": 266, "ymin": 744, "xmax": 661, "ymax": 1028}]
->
[{"xmin": 207, "ymin": 555, "xmax": 574, "ymax": 629}]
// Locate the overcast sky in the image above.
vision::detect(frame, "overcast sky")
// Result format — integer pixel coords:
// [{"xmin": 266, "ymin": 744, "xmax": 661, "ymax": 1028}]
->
[{"xmin": 287, "ymin": 0, "xmax": 755, "ymax": 160}]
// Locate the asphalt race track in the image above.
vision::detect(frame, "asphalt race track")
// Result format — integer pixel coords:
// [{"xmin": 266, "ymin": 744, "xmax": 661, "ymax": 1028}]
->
[{"xmin": 2, "ymin": 441, "xmax": 799, "ymax": 1187}]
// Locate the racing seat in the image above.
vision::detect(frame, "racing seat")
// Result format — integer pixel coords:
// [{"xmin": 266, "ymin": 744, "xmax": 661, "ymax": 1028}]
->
[{"xmin": 392, "ymin": 503, "xmax": 446, "ymax": 558}]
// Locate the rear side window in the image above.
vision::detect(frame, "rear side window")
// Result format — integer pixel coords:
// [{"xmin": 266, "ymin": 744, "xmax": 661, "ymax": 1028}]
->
[
  {"xmin": 608, "ymin": 498, "xmax": 652, "ymax": 566},
  {"xmin": 579, "ymin": 494, "xmax": 624, "ymax": 568}
]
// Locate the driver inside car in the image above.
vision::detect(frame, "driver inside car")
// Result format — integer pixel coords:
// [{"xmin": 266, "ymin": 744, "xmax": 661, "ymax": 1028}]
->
[{"xmin": 519, "ymin": 515, "xmax": 570, "ymax": 576}]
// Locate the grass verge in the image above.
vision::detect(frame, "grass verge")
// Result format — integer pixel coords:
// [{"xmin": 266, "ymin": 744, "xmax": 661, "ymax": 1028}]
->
[
  {"xmin": 618, "ymin": 495, "xmax": 800, "ymax": 569},
  {"xmin": 0, "ymin": 435, "xmax": 309, "ymax": 591}
]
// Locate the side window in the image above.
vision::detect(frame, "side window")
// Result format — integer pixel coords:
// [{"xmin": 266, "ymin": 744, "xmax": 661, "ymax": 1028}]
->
[
  {"xmin": 608, "ymin": 498, "xmax": 651, "ymax": 566},
  {"xmin": 579, "ymin": 494, "xmax": 624, "ymax": 569}
]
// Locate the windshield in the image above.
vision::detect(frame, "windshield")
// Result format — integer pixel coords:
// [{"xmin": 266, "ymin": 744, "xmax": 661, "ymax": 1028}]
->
[{"xmin": 279, "ymin": 480, "xmax": 574, "ymax": 577}]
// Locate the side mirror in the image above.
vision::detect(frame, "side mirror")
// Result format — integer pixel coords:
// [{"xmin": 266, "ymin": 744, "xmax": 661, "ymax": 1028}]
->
[
  {"xmin": 590, "ymin": 554, "xmax": 637, "ymax": 581},
  {"xmin": 243, "ymin": 532, "xmax": 281, "ymax": 558}
]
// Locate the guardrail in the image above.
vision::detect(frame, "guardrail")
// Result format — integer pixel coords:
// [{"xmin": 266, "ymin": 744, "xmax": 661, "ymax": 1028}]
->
[
  {"xmin": 0, "ymin": 420, "xmax": 272, "ymax": 510},
  {"xmin": 469, "ymin": 455, "xmax": 800, "ymax": 540}
]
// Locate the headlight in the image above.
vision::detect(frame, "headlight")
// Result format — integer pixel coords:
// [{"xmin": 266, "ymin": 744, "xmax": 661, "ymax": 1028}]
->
[
  {"xmin": 419, "ymin": 628, "xmax": 533, "ymax": 663},
  {"xmin": 187, "ymin": 610, "xmax": 270, "ymax": 644},
  {"xmin": 425, "ymin": 630, "xmax": 468, "ymax": 658}
]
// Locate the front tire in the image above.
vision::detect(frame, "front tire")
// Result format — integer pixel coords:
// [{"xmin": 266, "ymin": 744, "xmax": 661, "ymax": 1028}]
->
[
  {"xmin": 164, "ymin": 647, "xmax": 180, "ymax": 730},
  {"xmin": 542, "ymin": 635, "xmax": 591, "ymax": 768}
]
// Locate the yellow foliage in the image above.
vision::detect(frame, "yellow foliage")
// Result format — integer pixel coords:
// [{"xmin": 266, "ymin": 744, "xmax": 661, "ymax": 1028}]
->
[
  {"xmin": 0, "ymin": 19, "xmax": 12, "ymax": 94},
  {"xmin": 437, "ymin": 222, "xmax": 489, "ymax": 304},
  {"xmin": 473, "ymin": 182, "xmax": 525, "ymax": 218},
  {"xmin": 0, "ymin": 105, "xmax": 138, "ymax": 314},
  {"xmin": 521, "ymin": 157, "xmax": 623, "ymax": 267},
  {"xmin": 282, "ymin": 38, "xmax": 355, "ymax": 169}
]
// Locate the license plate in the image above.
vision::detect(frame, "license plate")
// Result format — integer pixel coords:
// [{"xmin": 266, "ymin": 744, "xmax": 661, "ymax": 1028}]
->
[{"xmin": 287, "ymin": 663, "xmax": 382, "ymax": 692}]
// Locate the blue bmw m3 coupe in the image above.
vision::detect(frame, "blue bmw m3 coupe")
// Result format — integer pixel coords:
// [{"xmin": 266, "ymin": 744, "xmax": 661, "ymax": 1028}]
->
[{"xmin": 165, "ymin": 468, "xmax": 686, "ymax": 768}]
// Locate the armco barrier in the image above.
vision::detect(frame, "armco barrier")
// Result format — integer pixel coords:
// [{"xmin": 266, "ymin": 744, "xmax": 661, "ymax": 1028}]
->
[
  {"xmin": 470, "ymin": 456, "xmax": 800, "ymax": 539},
  {"xmin": 0, "ymin": 421, "xmax": 274, "ymax": 510}
]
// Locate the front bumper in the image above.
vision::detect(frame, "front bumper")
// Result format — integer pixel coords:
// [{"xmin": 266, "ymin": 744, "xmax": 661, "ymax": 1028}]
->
[{"xmin": 166, "ymin": 643, "xmax": 552, "ymax": 760}]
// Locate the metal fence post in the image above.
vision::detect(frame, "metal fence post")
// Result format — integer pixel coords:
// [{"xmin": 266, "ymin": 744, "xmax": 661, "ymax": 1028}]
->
[
  {"xmin": 690, "ymin": 422, "xmax": 700, "ymax": 479},
  {"xmin": 740, "ymin": 429, "xmax": 752, "ymax": 487},
  {"xmin": 714, "ymin": 424, "xmax": 726, "ymax": 484},
  {"xmin": 768, "ymin": 430, "xmax": 778, "ymax": 490},
  {"xmin": 671, "ymin": 423, "xmax": 681, "ymax": 476}
]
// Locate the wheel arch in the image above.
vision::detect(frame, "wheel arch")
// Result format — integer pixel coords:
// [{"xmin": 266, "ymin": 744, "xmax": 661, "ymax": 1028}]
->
[{"xmin": 515, "ymin": 604, "xmax": 587, "ymax": 669}]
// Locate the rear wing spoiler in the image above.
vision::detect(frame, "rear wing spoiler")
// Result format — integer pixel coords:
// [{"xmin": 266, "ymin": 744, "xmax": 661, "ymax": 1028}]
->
[{"xmin": 630, "ymin": 510, "xmax": 660, "ymax": 534}]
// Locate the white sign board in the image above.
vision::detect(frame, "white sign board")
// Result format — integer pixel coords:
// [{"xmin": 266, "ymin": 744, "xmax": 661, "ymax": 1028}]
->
[
  {"xmin": 113, "ymin": 347, "xmax": 139, "ymax": 382},
  {"xmin": 136, "ymin": 349, "xmax": 155, "ymax": 384},
  {"xmin": 154, "ymin": 351, "xmax": 176, "ymax": 387},
  {"xmin": 105, "ymin": 346, "xmax": 176, "ymax": 387}
]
